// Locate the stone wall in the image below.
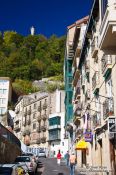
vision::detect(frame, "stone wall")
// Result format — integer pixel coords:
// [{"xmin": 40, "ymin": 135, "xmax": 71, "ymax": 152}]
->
[{"xmin": 0, "ymin": 135, "xmax": 21, "ymax": 163}]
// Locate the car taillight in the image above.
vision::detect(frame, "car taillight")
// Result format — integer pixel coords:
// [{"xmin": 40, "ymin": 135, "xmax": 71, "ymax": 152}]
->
[{"xmin": 30, "ymin": 162, "xmax": 33, "ymax": 167}]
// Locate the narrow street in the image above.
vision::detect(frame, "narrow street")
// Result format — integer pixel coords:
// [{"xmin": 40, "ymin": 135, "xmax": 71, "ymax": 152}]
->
[
  {"xmin": 36, "ymin": 158, "xmax": 70, "ymax": 175},
  {"xmin": 35, "ymin": 158, "xmax": 92, "ymax": 175}
]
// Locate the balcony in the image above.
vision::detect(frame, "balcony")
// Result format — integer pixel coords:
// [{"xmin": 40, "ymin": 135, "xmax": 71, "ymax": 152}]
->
[
  {"xmin": 101, "ymin": 55, "xmax": 112, "ymax": 78},
  {"xmin": 91, "ymin": 36, "xmax": 98, "ymax": 58},
  {"xmin": 42, "ymin": 114, "xmax": 47, "ymax": 120},
  {"xmin": 85, "ymin": 89, "xmax": 90, "ymax": 100},
  {"xmin": 41, "ymin": 136, "xmax": 46, "ymax": 143},
  {"xmin": 73, "ymin": 69, "xmax": 80, "ymax": 86},
  {"xmin": 103, "ymin": 98, "xmax": 114, "ymax": 120},
  {"xmin": 27, "ymin": 109, "xmax": 31, "ymax": 115},
  {"xmin": 75, "ymin": 128, "xmax": 83, "ymax": 139},
  {"xmin": 36, "ymin": 138, "xmax": 41, "ymax": 144},
  {"xmin": 48, "ymin": 135, "xmax": 60, "ymax": 142},
  {"xmin": 38, "ymin": 116, "xmax": 42, "ymax": 122},
  {"xmin": 43, "ymin": 103, "xmax": 47, "ymax": 110},
  {"xmin": 41, "ymin": 125, "xmax": 47, "ymax": 132},
  {"xmin": 49, "ymin": 124, "xmax": 61, "ymax": 130},
  {"xmin": 85, "ymin": 60, "xmax": 90, "ymax": 73},
  {"xmin": 92, "ymin": 71, "xmax": 99, "ymax": 93},
  {"xmin": 81, "ymin": 74, "xmax": 85, "ymax": 87},
  {"xmin": 75, "ymin": 86, "xmax": 81, "ymax": 99},
  {"xmin": 38, "ymin": 106, "xmax": 41, "ymax": 112},
  {"xmin": 67, "ymin": 43, "xmax": 74, "ymax": 60},
  {"xmin": 99, "ymin": 2, "xmax": 116, "ymax": 49},
  {"xmin": 14, "ymin": 123, "xmax": 20, "ymax": 131},
  {"xmin": 75, "ymin": 40, "xmax": 82, "ymax": 57},
  {"xmin": 93, "ymin": 112, "xmax": 101, "ymax": 130},
  {"xmin": 24, "ymin": 110, "xmax": 27, "ymax": 116},
  {"xmin": 26, "ymin": 119, "xmax": 31, "ymax": 125},
  {"xmin": 15, "ymin": 108, "xmax": 19, "ymax": 114},
  {"xmin": 37, "ymin": 127, "xmax": 41, "ymax": 133}
]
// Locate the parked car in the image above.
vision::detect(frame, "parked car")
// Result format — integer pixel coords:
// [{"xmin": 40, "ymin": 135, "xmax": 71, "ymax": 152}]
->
[
  {"xmin": 0, "ymin": 163, "xmax": 29, "ymax": 175},
  {"xmin": 15, "ymin": 156, "xmax": 37, "ymax": 175},
  {"xmin": 22, "ymin": 153, "xmax": 37, "ymax": 164},
  {"xmin": 38, "ymin": 150, "xmax": 46, "ymax": 158}
]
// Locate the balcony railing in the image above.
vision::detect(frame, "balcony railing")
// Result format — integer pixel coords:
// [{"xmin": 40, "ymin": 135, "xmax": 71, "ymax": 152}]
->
[
  {"xmin": 38, "ymin": 106, "xmax": 41, "ymax": 112},
  {"xmin": 24, "ymin": 110, "xmax": 27, "ymax": 116},
  {"xmin": 0, "ymin": 123, "xmax": 21, "ymax": 148},
  {"xmin": 41, "ymin": 125, "xmax": 47, "ymax": 131},
  {"xmin": 15, "ymin": 108, "xmax": 19, "ymax": 114},
  {"xmin": 85, "ymin": 60, "xmax": 90, "ymax": 73},
  {"xmin": 75, "ymin": 87, "xmax": 81, "ymax": 99},
  {"xmin": 101, "ymin": 55, "xmax": 112, "ymax": 76},
  {"xmin": 93, "ymin": 112, "xmax": 101, "ymax": 129},
  {"xmin": 43, "ymin": 103, "xmax": 47, "ymax": 110},
  {"xmin": 27, "ymin": 109, "xmax": 31, "ymax": 115},
  {"xmin": 74, "ymin": 102, "xmax": 81, "ymax": 116},
  {"xmin": 42, "ymin": 114, "xmax": 47, "ymax": 120},
  {"xmin": 38, "ymin": 116, "xmax": 42, "ymax": 122},
  {"xmin": 103, "ymin": 98, "xmax": 114, "ymax": 120},
  {"xmin": 48, "ymin": 135, "xmax": 60, "ymax": 141},
  {"xmin": 36, "ymin": 138, "xmax": 41, "ymax": 144},
  {"xmin": 14, "ymin": 123, "xmax": 20, "ymax": 131},
  {"xmin": 92, "ymin": 71, "xmax": 99, "ymax": 92},
  {"xmin": 85, "ymin": 89, "xmax": 90, "ymax": 100},
  {"xmin": 41, "ymin": 136, "xmax": 46, "ymax": 143},
  {"xmin": 49, "ymin": 124, "xmax": 61, "ymax": 130},
  {"xmin": 37, "ymin": 127, "xmax": 41, "ymax": 133},
  {"xmin": 91, "ymin": 36, "xmax": 98, "ymax": 58},
  {"xmin": 26, "ymin": 119, "xmax": 31, "ymax": 125},
  {"xmin": 81, "ymin": 74, "xmax": 85, "ymax": 87}
]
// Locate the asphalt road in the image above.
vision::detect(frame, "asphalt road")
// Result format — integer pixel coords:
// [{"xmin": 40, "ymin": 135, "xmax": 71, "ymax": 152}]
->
[{"xmin": 36, "ymin": 158, "xmax": 70, "ymax": 175}]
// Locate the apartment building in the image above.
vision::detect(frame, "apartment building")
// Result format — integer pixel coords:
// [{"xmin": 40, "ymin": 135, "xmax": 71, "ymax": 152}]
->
[
  {"xmin": 48, "ymin": 90, "xmax": 68, "ymax": 157},
  {"xmin": 64, "ymin": 16, "xmax": 88, "ymax": 153},
  {"xmin": 65, "ymin": 0, "xmax": 116, "ymax": 174},
  {"xmin": 0, "ymin": 77, "xmax": 12, "ymax": 126},
  {"xmin": 14, "ymin": 92, "xmax": 49, "ymax": 149}
]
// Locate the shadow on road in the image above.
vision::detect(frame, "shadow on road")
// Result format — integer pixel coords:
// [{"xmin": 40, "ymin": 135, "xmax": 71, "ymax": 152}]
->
[{"xmin": 57, "ymin": 173, "xmax": 64, "ymax": 175}]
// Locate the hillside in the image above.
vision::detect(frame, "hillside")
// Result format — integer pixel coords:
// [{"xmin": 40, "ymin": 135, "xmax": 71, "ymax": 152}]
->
[{"xmin": 0, "ymin": 31, "xmax": 66, "ymax": 96}]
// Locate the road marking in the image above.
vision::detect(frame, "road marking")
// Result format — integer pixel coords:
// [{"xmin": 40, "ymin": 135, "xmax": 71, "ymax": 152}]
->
[{"xmin": 52, "ymin": 170, "xmax": 59, "ymax": 172}]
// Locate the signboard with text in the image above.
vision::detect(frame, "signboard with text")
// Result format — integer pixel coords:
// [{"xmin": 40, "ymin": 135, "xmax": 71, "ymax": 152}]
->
[
  {"xmin": 84, "ymin": 132, "xmax": 93, "ymax": 142},
  {"xmin": 108, "ymin": 117, "xmax": 116, "ymax": 133}
]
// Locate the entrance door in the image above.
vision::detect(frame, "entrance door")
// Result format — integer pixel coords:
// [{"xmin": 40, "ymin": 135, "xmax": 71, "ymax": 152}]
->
[{"xmin": 110, "ymin": 138, "xmax": 116, "ymax": 175}]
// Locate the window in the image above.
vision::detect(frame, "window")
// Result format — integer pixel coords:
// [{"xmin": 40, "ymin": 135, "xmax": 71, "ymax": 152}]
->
[
  {"xmin": 33, "ymin": 123, "xmax": 36, "ymax": 129},
  {"xmin": 0, "ymin": 98, "xmax": 6, "ymax": 104},
  {"xmin": 0, "ymin": 107, "xmax": 6, "ymax": 115},
  {"xmin": 34, "ymin": 103, "xmax": 36, "ymax": 109},
  {"xmin": 33, "ymin": 113, "xmax": 36, "ymax": 119},
  {"xmin": 0, "ymin": 89, "xmax": 7, "ymax": 94},
  {"xmin": 105, "ymin": 77, "xmax": 112, "ymax": 98}
]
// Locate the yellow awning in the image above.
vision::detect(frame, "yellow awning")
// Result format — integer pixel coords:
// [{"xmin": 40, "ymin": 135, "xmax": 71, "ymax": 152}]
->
[{"xmin": 75, "ymin": 139, "xmax": 88, "ymax": 150}]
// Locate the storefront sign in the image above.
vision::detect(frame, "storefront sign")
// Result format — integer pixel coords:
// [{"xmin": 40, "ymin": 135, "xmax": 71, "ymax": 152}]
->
[
  {"xmin": 108, "ymin": 117, "xmax": 116, "ymax": 133},
  {"xmin": 75, "ymin": 139, "xmax": 88, "ymax": 150},
  {"xmin": 84, "ymin": 132, "xmax": 93, "ymax": 142}
]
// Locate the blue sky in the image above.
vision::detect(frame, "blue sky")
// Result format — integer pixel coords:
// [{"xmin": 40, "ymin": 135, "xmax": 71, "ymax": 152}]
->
[{"xmin": 0, "ymin": 0, "xmax": 93, "ymax": 37}]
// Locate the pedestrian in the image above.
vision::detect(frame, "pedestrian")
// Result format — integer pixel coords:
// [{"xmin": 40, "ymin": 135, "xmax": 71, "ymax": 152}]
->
[
  {"xmin": 69, "ymin": 152, "xmax": 76, "ymax": 175},
  {"xmin": 65, "ymin": 151, "xmax": 70, "ymax": 166},
  {"xmin": 57, "ymin": 150, "xmax": 62, "ymax": 165}
]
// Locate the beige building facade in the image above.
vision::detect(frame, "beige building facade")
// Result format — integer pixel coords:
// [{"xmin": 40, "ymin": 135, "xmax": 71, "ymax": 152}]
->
[
  {"xmin": 65, "ymin": 0, "xmax": 116, "ymax": 174},
  {"xmin": 14, "ymin": 92, "xmax": 50, "ymax": 149}
]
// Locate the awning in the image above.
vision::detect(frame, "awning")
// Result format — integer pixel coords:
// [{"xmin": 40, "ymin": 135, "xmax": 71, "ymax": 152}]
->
[{"xmin": 75, "ymin": 139, "xmax": 88, "ymax": 150}]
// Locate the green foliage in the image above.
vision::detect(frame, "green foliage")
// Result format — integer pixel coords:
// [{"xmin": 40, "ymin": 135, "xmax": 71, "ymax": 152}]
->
[
  {"xmin": 0, "ymin": 31, "xmax": 66, "ymax": 95},
  {"xmin": 12, "ymin": 79, "xmax": 39, "ymax": 95}
]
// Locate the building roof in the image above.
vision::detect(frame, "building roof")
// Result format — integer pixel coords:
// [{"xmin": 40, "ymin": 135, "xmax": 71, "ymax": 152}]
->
[{"xmin": 67, "ymin": 16, "xmax": 89, "ymax": 30}]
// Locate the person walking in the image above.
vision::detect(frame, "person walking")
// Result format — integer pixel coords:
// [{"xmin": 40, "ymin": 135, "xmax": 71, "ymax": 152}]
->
[
  {"xmin": 65, "ymin": 151, "xmax": 70, "ymax": 166},
  {"xmin": 57, "ymin": 150, "xmax": 62, "ymax": 165},
  {"xmin": 69, "ymin": 152, "xmax": 76, "ymax": 175}
]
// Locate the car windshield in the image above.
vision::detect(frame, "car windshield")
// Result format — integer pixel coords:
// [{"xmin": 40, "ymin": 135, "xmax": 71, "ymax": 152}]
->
[
  {"xmin": 15, "ymin": 157, "xmax": 30, "ymax": 162},
  {"xmin": 0, "ymin": 167, "xmax": 12, "ymax": 175}
]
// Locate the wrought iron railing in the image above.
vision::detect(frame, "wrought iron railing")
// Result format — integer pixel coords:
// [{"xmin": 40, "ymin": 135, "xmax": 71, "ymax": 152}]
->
[
  {"xmin": 101, "ymin": 55, "xmax": 112, "ymax": 74},
  {"xmin": 103, "ymin": 98, "xmax": 114, "ymax": 119},
  {"xmin": 92, "ymin": 71, "xmax": 99, "ymax": 90}
]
